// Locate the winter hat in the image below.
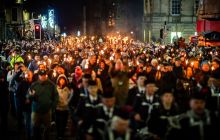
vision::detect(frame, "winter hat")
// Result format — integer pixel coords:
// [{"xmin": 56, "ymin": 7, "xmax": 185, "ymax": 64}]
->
[{"xmin": 200, "ymin": 60, "xmax": 209, "ymax": 67}]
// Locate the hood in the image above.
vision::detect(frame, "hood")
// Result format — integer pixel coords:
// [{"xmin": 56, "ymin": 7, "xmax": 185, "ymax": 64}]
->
[
  {"xmin": 75, "ymin": 66, "xmax": 83, "ymax": 75},
  {"xmin": 56, "ymin": 74, "xmax": 68, "ymax": 84}
]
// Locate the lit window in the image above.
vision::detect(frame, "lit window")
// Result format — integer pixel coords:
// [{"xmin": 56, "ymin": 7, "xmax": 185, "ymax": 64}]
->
[{"xmin": 171, "ymin": 0, "xmax": 181, "ymax": 15}]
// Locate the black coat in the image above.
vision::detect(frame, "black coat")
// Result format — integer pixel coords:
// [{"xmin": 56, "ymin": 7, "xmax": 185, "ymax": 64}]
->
[
  {"xmin": 90, "ymin": 105, "xmax": 121, "ymax": 139},
  {"xmin": 211, "ymin": 68, "xmax": 220, "ymax": 79},
  {"xmin": 75, "ymin": 94, "xmax": 102, "ymax": 131},
  {"xmin": 126, "ymin": 87, "xmax": 144, "ymax": 106},
  {"xmin": 167, "ymin": 110, "xmax": 220, "ymax": 140},
  {"xmin": 95, "ymin": 105, "xmax": 121, "ymax": 129},
  {"xmin": 148, "ymin": 104, "xmax": 181, "ymax": 139},
  {"xmin": 16, "ymin": 80, "xmax": 32, "ymax": 113},
  {"xmin": 132, "ymin": 93, "xmax": 160, "ymax": 129},
  {"xmin": 0, "ymin": 79, "xmax": 9, "ymax": 113}
]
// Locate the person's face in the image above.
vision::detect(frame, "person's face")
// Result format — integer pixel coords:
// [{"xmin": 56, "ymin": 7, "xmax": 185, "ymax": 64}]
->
[
  {"xmin": 100, "ymin": 62, "xmax": 105, "ymax": 69},
  {"xmin": 161, "ymin": 66, "xmax": 168, "ymax": 72},
  {"xmin": 146, "ymin": 83, "xmax": 157, "ymax": 96},
  {"xmin": 35, "ymin": 55, "xmax": 40, "ymax": 61},
  {"xmin": 146, "ymin": 66, "xmax": 152, "ymax": 73},
  {"xmin": 190, "ymin": 99, "xmax": 206, "ymax": 115},
  {"xmin": 137, "ymin": 76, "xmax": 146, "ymax": 87},
  {"xmin": 75, "ymin": 51, "xmax": 79, "ymax": 56},
  {"xmin": 212, "ymin": 61, "xmax": 219, "ymax": 70},
  {"xmin": 152, "ymin": 62, "xmax": 158, "ymax": 68},
  {"xmin": 186, "ymin": 67, "xmax": 193, "ymax": 77},
  {"xmin": 39, "ymin": 74, "xmax": 47, "ymax": 81},
  {"xmin": 166, "ymin": 66, "xmax": 173, "ymax": 71},
  {"xmin": 43, "ymin": 57, "xmax": 48, "ymax": 61},
  {"xmin": 82, "ymin": 78, "xmax": 89, "ymax": 87},
  {"xmin": 59, "ymin": 78, "xmax": 66, "ymax": 87},
  {"xmin": 38, "ymin": 64, "xmax": 46, "ymax": 70},
  {"xmin": 57, "ymin": 67, "xmax": 65, "ymax": 74},
  {"xmin": 89, "ymin": 56, "xmax": 97, "ymax": 65},
  {"xmin": 14, "ymin": 64, "xmax": 19, "ymax": 70},
  {"xmin": 202, "ymin": 64, "xmax": 210, "ymax": 72},
  {"xmin": 161, "ymin": 93, "xmax": 174, "ymax": 105},
  {"xmin": 193, "ymin": 61, "xmax": 199, "ymax": 69},
  {"xmin": 88, "ymin": 85, "xmax": 98, "ymax": 96},
  {"xmin": 175, "ymin": 60, "xmax": 181, "ymax": 67},
  {"xmin": 26, "ymin": 71, "xmax": 33, "ymax": 82},
  {"xmin": 102, "ymin": 97, "xmax": 116, "ymax": 108},
  {"xmin": 75, "ymin": 67, "xmax": 82, "ymax": 74},
  {"xmin": 54, "ymin": 55, "xmax": 60, "ymax": 61}
]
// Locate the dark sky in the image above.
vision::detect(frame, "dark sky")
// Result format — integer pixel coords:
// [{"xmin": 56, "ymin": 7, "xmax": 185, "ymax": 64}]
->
[
  {"xmin": 55, "ymin": 0, "xmax": 84, "ymax": 32},
  {"xmin": 24, "ymin": 0, "xmax": 143, "ymax": 33}
]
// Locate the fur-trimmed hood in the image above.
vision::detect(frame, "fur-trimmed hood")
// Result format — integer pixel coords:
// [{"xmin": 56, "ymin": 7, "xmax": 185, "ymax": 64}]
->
[{"xmin": 56, "ymin": 74, "xmax": 68, "ymax": 85}]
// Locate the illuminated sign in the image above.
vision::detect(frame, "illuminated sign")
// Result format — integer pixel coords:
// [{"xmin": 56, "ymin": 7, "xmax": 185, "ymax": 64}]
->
[
  {"xmin": 41, "ymin": 16, "xmax": 47, "ymax": 29},
  {"xmin": 48, "ymin": 9, "xmax": 55, "ymax": 28}
]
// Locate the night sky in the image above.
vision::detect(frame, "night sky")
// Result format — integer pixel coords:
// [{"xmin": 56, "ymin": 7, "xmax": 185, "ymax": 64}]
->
[
  {"xmin": 55, "ymin": 0, "xmax": 84, "ymax": 32},
  {"xmin": 23, "ymin": 0, "xmax": 142, "ymax": 33},
  {"xmin": 23, "ymin": 0, "xmax": 84, "ymax": 32}
]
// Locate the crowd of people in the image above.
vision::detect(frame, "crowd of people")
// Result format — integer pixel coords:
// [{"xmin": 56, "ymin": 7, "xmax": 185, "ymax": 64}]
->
[{"xmin": 0, "ymin": 36, "xmax": 220, "ymax": 140}]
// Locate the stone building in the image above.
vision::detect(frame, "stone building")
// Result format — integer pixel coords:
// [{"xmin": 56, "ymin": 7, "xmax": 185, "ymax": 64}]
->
[
  {"xmin": 143, "ymin": 0, "xmax": 200, "ymax": 43},
  {"xmin": 0, "ymin": 0, "xmax": 23, "ymax": 40}
]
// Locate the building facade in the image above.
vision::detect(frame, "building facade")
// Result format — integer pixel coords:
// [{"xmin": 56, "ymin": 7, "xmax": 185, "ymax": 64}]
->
[
  {"xmin": 0, "ymin": 0, "xmax": 61, "ymax": 40},
  {"xmin": 5, "ymin": 0, "xmax": 24, "ymax": 40},
  {"xmin": 143, "ymin": 0, "xmax": 199, "ymax": 43}
]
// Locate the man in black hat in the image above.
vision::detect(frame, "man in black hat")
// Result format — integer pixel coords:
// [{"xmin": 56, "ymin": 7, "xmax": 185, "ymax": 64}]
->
[
  {"xmin": 167, "ymin": 91, "xmax": 220, "ymax": 140},
  {"xmin": 75, "ymin": 80, "xmax": 102, "ymax": 139},
  {"xmin": 132, "ymin": 79, "xmax": 160, "ymax": 130},
  {"xmin": 147, "ymin": 89, "xmax": 181, "ymax": 140},
  {"xmin": 86, "ymin": 88, "xmax": 121, "ymax": 140},
  {"xmin": 127, "ymin": 72, "xmax": 147, "ymax": 106},
  {"xmin": 97, "ymin": 89, "xmax": 119, "ymax": 122}
]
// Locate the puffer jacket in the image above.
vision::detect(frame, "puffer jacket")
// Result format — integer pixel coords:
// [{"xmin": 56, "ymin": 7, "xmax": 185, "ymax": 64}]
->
[{"xmin": 56, "ymin": 74, "xmax": 72, "ymax": 111}]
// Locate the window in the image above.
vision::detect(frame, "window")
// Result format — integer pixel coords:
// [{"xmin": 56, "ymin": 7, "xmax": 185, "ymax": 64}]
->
[{"xmin": 171, "ymin": 0, "xmax": 181, "ymax": 15}]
